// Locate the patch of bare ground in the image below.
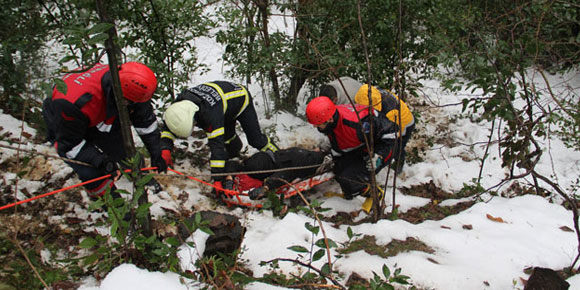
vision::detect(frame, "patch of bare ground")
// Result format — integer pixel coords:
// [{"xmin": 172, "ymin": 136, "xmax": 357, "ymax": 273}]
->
[
  {"xmin": 324, "ymin": 211, "xmax": 361, "ymax": 227},
  {"xmin": 398, "ymin": 181, "xmax": 475, "ymax": 224},
  {"xmin": 398, "ymin": 201, "xmax": 476, "ymax": 224},
  {"xmin": 340, "ymin": 235, "xmax": 434, "ymax": 259},
  {"xmin": 400, "ymin": 180, "xmax": 452, "ymax": 200},
  {"xmin": 396, "ymin": 181, "xmax": 475, "ymax": 224}
]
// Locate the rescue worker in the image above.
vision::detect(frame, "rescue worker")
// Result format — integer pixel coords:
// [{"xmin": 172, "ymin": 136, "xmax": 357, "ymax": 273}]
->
[
  {"xmin": 221, "ymin": 147, "xmax": 331, "ymax": 200},
  {"xmin": 305, "ymin": 96, "xmax": 398, "ymax": 201},
  {"xmin": 319, "ymin": 76, "xmax": 363, "ymax": 105},
  {"xmin": 354, "ymin": 84, "xmax": 415, "ymax": 173},
  {"xmin": 42, "ymin": 62, "xmax": 166, "ymax": 200},
  {"xmin": 161, "ymin": 81, "xmax": 279, "ymax": 190}
]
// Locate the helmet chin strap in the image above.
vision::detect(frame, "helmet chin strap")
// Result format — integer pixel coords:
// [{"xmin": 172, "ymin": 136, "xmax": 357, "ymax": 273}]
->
[{"xmin": 317, "ymin": 113, "xmax": 337, "ymax": 134}]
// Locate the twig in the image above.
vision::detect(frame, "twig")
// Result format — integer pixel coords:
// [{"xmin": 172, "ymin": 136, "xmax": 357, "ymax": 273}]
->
[
  {"xmin": 268, "ymin": 177, "xmax": 335, "ymax": 276},
  {"xmin": 477, "ymin": 118, "xmax": 496, "ymax": 184},
  {"xmin": 9, "ymin": 235, "xmax": 50, "ymax": 289},
  {"xmin": 0, "ymin": 143, "xmax": 92, "ymax": 167},
  {"xmin": 531, "ymin": 170, "xmax": 580, "ymax": 270},
  {"xmin": 356, "ymin": 0, "xmax": 382, "ymax": 220}
]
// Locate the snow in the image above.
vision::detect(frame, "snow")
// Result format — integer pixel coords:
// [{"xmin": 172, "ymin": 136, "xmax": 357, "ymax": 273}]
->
[{"xmin": 2, "ymin": 8, "xmax": 580, "ymax": 290}]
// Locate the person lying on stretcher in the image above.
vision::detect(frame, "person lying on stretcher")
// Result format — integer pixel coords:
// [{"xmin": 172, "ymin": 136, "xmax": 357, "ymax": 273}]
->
[{"xmin": 221, "ymin": 147, "xmax": 333, "ymax": 200}]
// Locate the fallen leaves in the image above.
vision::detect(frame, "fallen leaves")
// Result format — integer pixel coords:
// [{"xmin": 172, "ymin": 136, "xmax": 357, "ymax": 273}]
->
[{"xmin": 486, "ymin": 214, "xmax": 507, "ymax": 223}]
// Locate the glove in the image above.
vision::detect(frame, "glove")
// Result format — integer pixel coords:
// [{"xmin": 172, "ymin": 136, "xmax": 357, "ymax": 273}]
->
[
  {"xmin": 364, "ymin": 154, "xmax": 374, "ymax": 172},
  {"xmin": 375, "ymin": 156, "xmax": 385, "ymax": 169},
  {"xmin": 223, "ymin": 179, "xmax": 234, "ymax": 191},
  {"xmin": 248, "ymin": 186, "xmax": 267, "ymax": 200},
  {"xmin": 99, "ymin": 157, "xmax": 120, "ymax": 178},
  {"xmin": 375, "ymin": 151, "xmax": 393, "ymax": 172},
  {"xmin": 152, "ymin": 154, "xmax": 168, "ymax": 173},
  {"xmin": 161, "ymin": 149, "xmax": 173, "ymax": 167},
  {"xmin": 316, "ymin": 154, "xmax": 334, "ymax": 175}
]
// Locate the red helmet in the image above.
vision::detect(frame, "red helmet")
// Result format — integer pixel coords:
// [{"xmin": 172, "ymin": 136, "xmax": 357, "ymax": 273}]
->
[
  {"xmin": 119, "ymin": 62, "xmax": 157, "ymax": 103},
  {"xmin": 306, "ymin": 96, "xmax": 336, "ymax": 125}
]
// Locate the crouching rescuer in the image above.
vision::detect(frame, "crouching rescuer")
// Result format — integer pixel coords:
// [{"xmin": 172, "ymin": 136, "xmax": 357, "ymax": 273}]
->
[
  {"xmin": 42, "ymin": 62, "xmax": 167, "ymax": 201},
  {"xmin": 160, "ymin": 81, "xmax": 279, "ymax": 192},
  {"xmin": 305, "ymin": 96, "xmax": 398, "ymax": 212}
]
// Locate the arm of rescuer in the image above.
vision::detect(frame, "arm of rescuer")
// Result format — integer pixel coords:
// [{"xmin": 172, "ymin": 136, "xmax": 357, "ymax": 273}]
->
[
  {"xmin": 371, "ymin": 111, "xmax": 399, "ymax": 168},
  {"xmin": 50, "ymin": 97, "xmax": 119, "ymax": 175},
  {"xmin": 199, "ymin": 103, "xmax": 229, "ymax": 182},
  {"xmin": 128, "ymin": 101, "xmax": 166, "ymax": 172}
]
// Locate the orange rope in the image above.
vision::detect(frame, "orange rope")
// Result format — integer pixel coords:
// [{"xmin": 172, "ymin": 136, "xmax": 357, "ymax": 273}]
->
[
  {"xmin": 0, "ymin": 173, "xmax": 113, "ymax": 211},
  {"xmin": 167, "ymin": 168, "xmax": 238, "ymax": 195},
  {"xmin": 167, "ymin": 168, "xmax": 262, "ymax": 208},
  {"xmin": 0, "ymin": 167, "xmax": 156, "ymax": 212},
  {"xmin": 0, "ymin": 166, "xmax": 309, "ymax": 212}
]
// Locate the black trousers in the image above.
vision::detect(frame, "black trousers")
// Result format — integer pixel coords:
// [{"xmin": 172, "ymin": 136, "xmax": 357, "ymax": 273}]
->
[
  {"xmin": 227, "ymin": 148, "xmax": 326, "ymax": 189},
  {"xmin": 223, "ymin": 102, "xmax": 270, "ymax": 158},
  {"xmin": 66, "ymin": 127, "xmax": 127, "ymax": 196},
  {"xmin": 333, "ymin": 149, "xmax": 370, "ymax": 199}
]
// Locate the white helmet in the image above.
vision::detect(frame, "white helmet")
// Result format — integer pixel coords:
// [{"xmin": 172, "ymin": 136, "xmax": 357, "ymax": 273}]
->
[{"xmin": 163, "ymin": 100, "xmax": 199, "ymax": 138}]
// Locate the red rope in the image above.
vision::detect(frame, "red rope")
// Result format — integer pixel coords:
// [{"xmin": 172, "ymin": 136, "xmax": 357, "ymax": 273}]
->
[
  {"xmin": 0, "ymin": 167, "xmax": 250, "ymax": 212},
  {"xmin": 0, "ymin": 167, "xmax": 155, "ymax": 212},
  {"xmin": 0, "ymin": 173, "xmax": 113, "ymax": 211},
  {"xmin": 167, "ymin": 168, "xmax": 238, "ymax": 195}
]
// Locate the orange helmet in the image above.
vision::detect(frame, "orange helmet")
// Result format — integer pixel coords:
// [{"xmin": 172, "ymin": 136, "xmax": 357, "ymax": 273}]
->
[
  {"xmin": 119, "ymin": 62, "xmax": 157, "ymax": 103},
  {"xmin": 306, "ymin": 96, "xmax": 336, "ymax": 125}
]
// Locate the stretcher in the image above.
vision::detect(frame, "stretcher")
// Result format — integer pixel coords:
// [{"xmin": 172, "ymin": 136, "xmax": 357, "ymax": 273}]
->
[{"xmin": 218, "ymin": 172, "xmax": 335, "ymax": 208}]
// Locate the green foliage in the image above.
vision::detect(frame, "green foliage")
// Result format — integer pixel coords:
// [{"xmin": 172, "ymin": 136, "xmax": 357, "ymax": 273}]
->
[
  {"xmin": 80, "ymin": 155, "xmax": 211, "ymax": 277},
  {"xmin": 551, "ymin": 96, "xmax": 580, "ymax": 151},
  {"xmin": 430, "ymin": 0, "xmax": 580, "ymax": 175},
  {"xmin": 215, "ymin": 1, "xmax": 293, "ymax": 112},
  {"xmin": 36, "ymin": 0, "xmax": 215, "ymax": 115},
  {"xmin": 350, "ymin": 264, "xmax": 410, "ymax": 290},
  {"xmin": 112, "ymin": 0, "xmax": 215, "ymax": 105},
  {"xmin": 0, "ymin": 0, "xmax": 49, "ymax": 125},
  {"xmin": 457, "ymin": 178, "xmax": 487, "ymax": 198},
  {"xmin": 0, "ymin": 236, "xmax": 73, "ymax": 290},
  {"xmin": 258, "ymin": 225, "xmax": 414, "ymax": 288},
  {"xmin": 260, "ymin": 190, "xmax": 287, "ymax": 217},
  {"xmin": 215, "ymin": 0, "xmax": 432, "ymax": 112}
]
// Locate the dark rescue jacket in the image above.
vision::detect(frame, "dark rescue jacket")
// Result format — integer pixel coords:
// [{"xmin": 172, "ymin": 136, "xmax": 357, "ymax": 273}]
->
[
  {"xmin": 160, "ymin": 81, "xmax": 252, "ymax": 176},
  {"xmin": 326, "ymin": 104, "xmax": 398, "ymax": 159},
  {"xmin": 378, "ymin": 89, "xmax": 414, "ymax": 136},
  {"xmin": 43, "ymin": 63, "xmax": 161, "ymax": 167}
]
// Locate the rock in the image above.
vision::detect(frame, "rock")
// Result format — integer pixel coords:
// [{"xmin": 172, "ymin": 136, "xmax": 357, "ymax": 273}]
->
[
  {"xmin": 178, "ymin": 210, "xmax": 245, "ymax": 257},
  {"xmin": 524, "ymin": 267, "xmax": 569, "ymax": 290}
]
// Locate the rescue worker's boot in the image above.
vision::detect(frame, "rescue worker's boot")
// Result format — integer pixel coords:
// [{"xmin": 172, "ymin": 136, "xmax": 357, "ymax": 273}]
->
[{"xmin": 362, "ymin": 185, "xmax": 384, "ymax": 213}]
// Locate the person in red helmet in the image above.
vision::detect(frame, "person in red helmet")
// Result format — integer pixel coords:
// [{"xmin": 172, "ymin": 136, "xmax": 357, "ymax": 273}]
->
[
  {"xmin": 306, "ymin": 96, "xmax": 398, "ymax": 200},
  {"xmin": 42, "ymin": 62, "xmax": 166, "ymax": 200}
]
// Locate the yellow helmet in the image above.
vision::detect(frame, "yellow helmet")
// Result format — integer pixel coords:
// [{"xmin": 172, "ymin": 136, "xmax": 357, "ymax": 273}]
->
[
  {"xmin": 355, "ymin": 84, "xmax": 382, "ymax": 111},
  {"xmin": 163, "ymin": 100, "xmax": 199, "ymax": 138}
]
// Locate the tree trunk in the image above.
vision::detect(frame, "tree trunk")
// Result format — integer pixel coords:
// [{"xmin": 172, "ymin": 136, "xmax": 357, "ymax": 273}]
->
[
  {"xmin": 95, "ymin": 0, "xmax": 152, "ymax": 237},
  {"xmin": 286, "ymin": 0, "xmax": 313, "ymax": 113},
  {"xmin": 255, "ymin": 0, "xmax": 281, "ymax": 109}
]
